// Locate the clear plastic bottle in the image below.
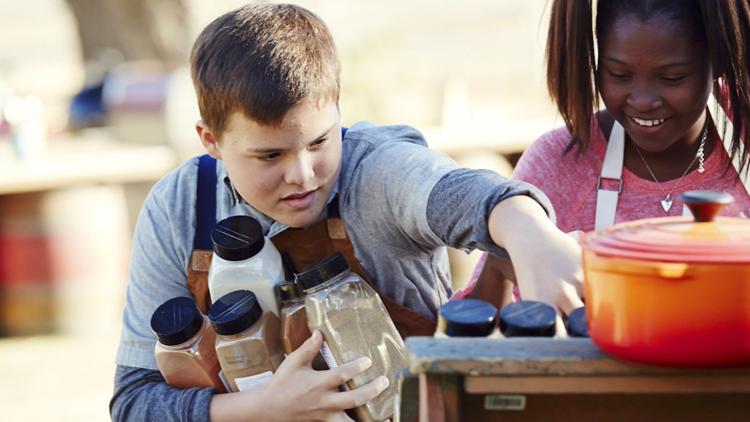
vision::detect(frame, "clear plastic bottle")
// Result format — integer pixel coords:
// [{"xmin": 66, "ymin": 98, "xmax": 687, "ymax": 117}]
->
[
  {"xmin": 208, "ymin": 290, "xmax": 284, "ymax": 392},
  {"xmin": 299, "ymin": 253, "xmax": 407, "ymax": 422},
  {"xmin": 151, "ymin": 296, "xmax": 224, "ymax": 391},
  {"xmin": 276, "ymin": 281, "xmax": 311, "ymax": 354},
  {"xmin": 208, "ymin": 215, "xmax": 285, "ymax": 316}
]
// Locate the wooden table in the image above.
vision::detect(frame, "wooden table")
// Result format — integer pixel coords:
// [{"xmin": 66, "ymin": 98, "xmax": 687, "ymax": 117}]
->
[
  {"xmin": 397, "ymin": 337, "xmax": 750, "ymax": 422},
  {"xmin": 0, "ymin": 132, "xmax": 176, "ymax": 195}
]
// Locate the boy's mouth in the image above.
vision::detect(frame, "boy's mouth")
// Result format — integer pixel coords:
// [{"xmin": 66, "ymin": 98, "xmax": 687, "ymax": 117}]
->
[{"xmin": 282, "ymin": 189, "xmax": 317, "ymax": 209}]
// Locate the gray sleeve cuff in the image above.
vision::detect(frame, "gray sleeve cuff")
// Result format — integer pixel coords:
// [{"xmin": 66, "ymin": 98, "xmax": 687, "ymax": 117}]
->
[
  {"xmin": 426, "ymin": 168, "xmax": 555, "ymax": 258},
  {"xmin": 110, "ymin": 365, "xmax": 215, "ymax": 422}
]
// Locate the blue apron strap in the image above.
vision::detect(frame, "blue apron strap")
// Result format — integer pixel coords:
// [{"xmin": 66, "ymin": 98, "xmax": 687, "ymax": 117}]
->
[
  {"xmin": 194, "ymin": 154, "xmax": 217, "ymax": 250},
  {"xmin": 326, "ymin": 127, "xmax": 348, "ymax": 217}
]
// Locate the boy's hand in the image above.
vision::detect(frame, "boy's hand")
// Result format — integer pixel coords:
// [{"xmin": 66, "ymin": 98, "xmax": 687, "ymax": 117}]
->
[
  {"xmin": 210, "ymin": 330, "xmax": 389, "ymax": 422},
  {"xmin": 488, "ymin": 196, "xmax": 584, "ymax": 321}
]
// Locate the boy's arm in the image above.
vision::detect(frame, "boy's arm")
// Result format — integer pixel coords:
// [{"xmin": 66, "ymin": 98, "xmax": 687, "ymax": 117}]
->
[
  {"xmin": 112, "ymin": 333, "xmax": 387, "ymax": 422},
  {"xmin": 424, "ymin": 166, "xmax": 583, "ymax": 315},
  {"xmin": 110, "ymin": 365, "xmax": 214, "ymax": 422},
  {"xmin": 346, "ymin": 125, "xmax": 582, "ymax": 313},
  {"xmin": 487, "ymin": 195, "xmax": 584, "ymax": 315}
]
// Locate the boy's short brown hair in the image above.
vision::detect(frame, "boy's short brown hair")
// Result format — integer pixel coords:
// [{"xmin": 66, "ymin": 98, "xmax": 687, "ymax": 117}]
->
[{"xmin": 190, "ymin": 3, "xmax": 340, "ymax": 137}]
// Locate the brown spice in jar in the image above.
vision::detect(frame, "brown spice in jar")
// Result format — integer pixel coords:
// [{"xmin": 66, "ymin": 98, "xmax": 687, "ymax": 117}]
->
[
  {"xmin": 300, "ymin": 254, "xmax": 407, "ymax": 422},
  {"xmin": 151, "ymin": 297, "xmax": 225, "ymax": 391},
  {"xmin": 209, "ymin": 290, "xmax": 285, "ymax": 392}
]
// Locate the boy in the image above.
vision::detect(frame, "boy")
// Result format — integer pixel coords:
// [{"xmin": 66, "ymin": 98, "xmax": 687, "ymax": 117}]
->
[{"xmin": 111, "ymin": 4, "xmax": 583, "ymax": 421}]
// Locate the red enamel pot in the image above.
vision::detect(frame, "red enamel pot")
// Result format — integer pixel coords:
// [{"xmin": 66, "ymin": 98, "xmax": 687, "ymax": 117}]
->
[{"xmin": 580, "ymin": 191, "xmax": 750, "ymax": 367}]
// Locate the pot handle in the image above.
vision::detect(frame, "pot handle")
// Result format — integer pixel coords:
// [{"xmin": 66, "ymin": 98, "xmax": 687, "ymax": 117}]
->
[{"xmin": 681, "ymin": 190, "xmax": 734, "ymax": 222}]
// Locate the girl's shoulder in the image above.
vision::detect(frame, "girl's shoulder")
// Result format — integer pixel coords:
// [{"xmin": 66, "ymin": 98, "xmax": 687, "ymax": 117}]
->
[
  {"xmin": 522, "ymin": 113, "xmax": 609, "ymax": 163},
  {"xmin": 526, "ymin": 125, "xmax": 576, "ymax": 157},
  {"xmin": 515, "ymin": 121, "xmax": 604, "ymax": 172}
]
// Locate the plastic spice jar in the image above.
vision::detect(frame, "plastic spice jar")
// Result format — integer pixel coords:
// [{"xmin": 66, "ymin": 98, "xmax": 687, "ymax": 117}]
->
[
  {"xmin": 276, "ymin": 281, "xmax": 312, "ymax": 354},
  {"xmin": 208, "ymin": 216, "xmax": 285, "ymax": 315},
  {"xmin": 566, "ymin": 307, "xmax": 590, "ymax": 337},
  {"xmin": 437, "ymin": 298, "xmax": 498, "ymax": 337},
  {"xmin": 151, "ymin": 296, "xmax": 224, "ymax": 391},
  {"xmin": 208, "ymin": 290, "xmax": 284, "ymax": 392},
  {"xmin": 299, "ymin": 253, "xmax": 407, "ymax": 422},
  {"xmin": 499, "ymin": 300, "xmax": 557, "ymax": 337}
]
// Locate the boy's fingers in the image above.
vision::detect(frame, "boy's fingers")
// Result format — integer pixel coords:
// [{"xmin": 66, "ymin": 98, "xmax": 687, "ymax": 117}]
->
[
  {"xmin": 285, "ymin": 330, "xmax": 323, "ymax": 367},
  {"xmin": 554, "ymin": 315, "xmax": 569, "ymax": 338},
  {"xmin": 323, "ymin": 356, "xmax": 373, "ymax": 388},
  {"xmin": 325, "ymin": 411, "xmax": 355, "ymax": 422},
  {"xmin": 322, "ymin": 375, "xmax": 389, "ymax": 410},
  {"xmin": 557, "ymin": 282, "xmax": 585, "ymax": 317}
]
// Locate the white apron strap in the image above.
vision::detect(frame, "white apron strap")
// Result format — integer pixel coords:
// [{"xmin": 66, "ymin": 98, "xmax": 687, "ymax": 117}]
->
[
  {"xmin": 597, "ymin": 93, "xmax": 746, "ymax": 224},
  {"xmin": 595, "ymin": 121, "xmax": 625, "ymax": 230},
  {"xmin": 708, "ymin": 94, "xmax": 749, "ymax": 194}
]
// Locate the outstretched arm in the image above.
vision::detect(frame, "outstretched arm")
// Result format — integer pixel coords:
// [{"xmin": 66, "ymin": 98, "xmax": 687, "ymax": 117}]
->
[{"xmin": 487, "ymin": 195, "xmax": 584, "ymax": 317}]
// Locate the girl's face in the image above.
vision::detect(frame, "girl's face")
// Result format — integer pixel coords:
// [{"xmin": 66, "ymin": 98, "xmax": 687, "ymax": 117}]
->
[{"xmin": 597, "ymin": 14, "xmax": 713, "ymax": 153}]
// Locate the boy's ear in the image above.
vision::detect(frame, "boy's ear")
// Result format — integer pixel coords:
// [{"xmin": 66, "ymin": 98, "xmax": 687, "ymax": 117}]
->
[{"xmin": 196, "ymin": 120, "xmax": 222, "ymax": 160}]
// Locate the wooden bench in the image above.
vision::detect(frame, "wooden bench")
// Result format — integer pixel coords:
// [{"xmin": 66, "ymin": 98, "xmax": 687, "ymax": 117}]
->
[{"xmin": 397, "ymin": 337, "xmax": 750, "ymax": 422}]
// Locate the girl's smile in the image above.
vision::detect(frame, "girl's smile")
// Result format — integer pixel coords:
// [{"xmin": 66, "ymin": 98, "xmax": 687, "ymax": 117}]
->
[{"xmin": 598, "ymin": 13, "xmax": 713, "ymax": 179}]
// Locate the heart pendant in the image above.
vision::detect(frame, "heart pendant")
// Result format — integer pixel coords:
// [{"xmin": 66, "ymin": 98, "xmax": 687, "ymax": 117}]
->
[{"xmin": 661, "ymin": 197, "xmax": 673, "ymax": 212}]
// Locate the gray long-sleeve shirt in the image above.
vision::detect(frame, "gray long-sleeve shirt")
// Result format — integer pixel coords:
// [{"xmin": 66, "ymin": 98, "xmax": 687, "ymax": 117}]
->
[{"xmin": 111, "ymin": 122, "xmax": 553, "ymax": 420}]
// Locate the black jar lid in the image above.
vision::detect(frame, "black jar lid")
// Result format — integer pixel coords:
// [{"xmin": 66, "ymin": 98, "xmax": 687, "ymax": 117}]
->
[
  {"xmin": 211, "ymin": 215, "xmax": 264, "ymax": 261},
  {"xmin": 207, "ymin": 290, "xmax": 263, "ymax": 336},
  {"xmin": 296, "ymin": 252, "xmax": 350, "ymax": 292},
  {"xmin": 439, "ymin": 299, "xmax": 497, "ymax": 337},
  {"xmin": 150, "ymin": 296, "xmax": 204, "ymax": 346},
  {"xmin": 275, "ymin": 281, "xmax": 303, "ymax": 303},
  {"xmin": 566, "ymin": 307, "xmax": 589, "ymax": 337},
  {"xmin": 499, "ymin": 300, "xmax": 557, "ymax": 337}
]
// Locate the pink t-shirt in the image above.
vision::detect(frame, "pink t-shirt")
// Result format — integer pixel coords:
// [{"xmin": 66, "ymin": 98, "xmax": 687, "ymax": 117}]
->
[
  {"xmin": 513, "ymin": 118, "xmax": 750, "ymax": 232},
  {"xmin": 452, "ymin": 116, "xmax": 750, "ymax": 300}
]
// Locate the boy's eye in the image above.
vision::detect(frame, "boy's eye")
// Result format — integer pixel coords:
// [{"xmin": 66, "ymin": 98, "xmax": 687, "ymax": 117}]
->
[
  {"xmin": 309, "ymin": 138, "xmax": 328, "ymax": 148},
  {"xmin": 258, "ymin": 152, "xmax": 281, "ymax": 161}
]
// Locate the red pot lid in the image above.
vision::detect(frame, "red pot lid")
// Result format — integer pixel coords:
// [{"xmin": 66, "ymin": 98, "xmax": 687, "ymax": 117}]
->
[{"xmin": 582, "ymin": 191, "xmax": 750, "ymax": 263}]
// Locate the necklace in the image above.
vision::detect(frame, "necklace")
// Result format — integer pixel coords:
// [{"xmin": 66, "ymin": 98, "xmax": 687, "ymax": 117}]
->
[{"xmin": 632, "ymin": 127, "xmax": 707, "ymax": 213}]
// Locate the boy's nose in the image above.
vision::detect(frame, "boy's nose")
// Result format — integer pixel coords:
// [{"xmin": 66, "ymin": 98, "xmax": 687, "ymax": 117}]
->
[{"xmin": 284, "ymin": 154, "xmax": 315, "ymax": 185}]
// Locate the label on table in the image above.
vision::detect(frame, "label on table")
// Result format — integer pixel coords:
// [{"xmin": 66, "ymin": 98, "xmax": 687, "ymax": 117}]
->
[
  {"xmin": 235, "ymin": 371, "xmax": 274, "ymax": 392},
  {"xmin": 484, "ymin": 395, "xmax": 526, "ymax": 411}
]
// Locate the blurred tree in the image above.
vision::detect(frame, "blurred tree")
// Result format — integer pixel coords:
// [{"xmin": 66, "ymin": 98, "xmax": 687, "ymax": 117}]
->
[{"xmin": 65, "ymin": 0, "xmax": 191, "ymax": 67}]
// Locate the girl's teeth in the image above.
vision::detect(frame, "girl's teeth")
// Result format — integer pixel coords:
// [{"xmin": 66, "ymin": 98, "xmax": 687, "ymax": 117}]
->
[{"xmin": 632, "ymin": 117, "xmax": 666, "ymax": 127}]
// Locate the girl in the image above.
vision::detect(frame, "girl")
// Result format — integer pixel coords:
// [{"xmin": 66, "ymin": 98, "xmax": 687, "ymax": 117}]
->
[{"xmin": 457, "ymin": 0, "xmax": 750, "ymax": 307}]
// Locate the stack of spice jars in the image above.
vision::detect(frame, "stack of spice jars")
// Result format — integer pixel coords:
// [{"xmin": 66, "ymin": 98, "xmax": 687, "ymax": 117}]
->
[
  {"xmin": 150, "ymin": 236, "xmax": 409, "ymax": 422},
  {"xmin": 151, "ymin": 290, "xmax": 285, "ymax": 393}
]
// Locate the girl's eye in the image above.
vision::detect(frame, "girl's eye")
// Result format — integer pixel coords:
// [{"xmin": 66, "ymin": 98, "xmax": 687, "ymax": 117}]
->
[
  {"xmin": 661, "ymin": 75, "xmax": 686, "ymax": 83},
  {"xmin": 607, "ymin": 70, "xmax": 630, "ymax": 80}
]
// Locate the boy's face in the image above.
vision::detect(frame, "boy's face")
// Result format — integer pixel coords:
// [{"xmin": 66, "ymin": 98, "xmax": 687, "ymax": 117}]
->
[{"xmin": 197, "ymin": 100, "xmax": 342, "ymax": 228}]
